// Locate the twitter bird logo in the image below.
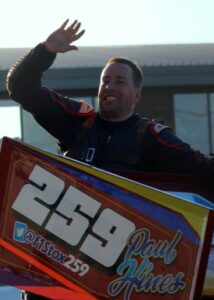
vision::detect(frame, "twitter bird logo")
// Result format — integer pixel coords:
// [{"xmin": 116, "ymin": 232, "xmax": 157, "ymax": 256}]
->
[{"xmin": 13, "ymin": 221, "xmax": 27, "ymax": 243}]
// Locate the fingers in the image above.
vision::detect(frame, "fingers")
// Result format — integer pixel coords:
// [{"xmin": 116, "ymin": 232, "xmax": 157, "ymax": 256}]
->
[
  {"xmin": 65, "ymin": 19, "xmax": 85, "ymax": 41},
  {"xmin": 59, "ymin": 18, "xmax": 83, "ymax": 30},
  {"xmin": 60, "ymin": 19, "xmax": 69, "ymax": 29},
  {"xmin": 68, "ymin": 45, "xmax": 78, "ymax": 51},
  {"xmin": 59, "ymin": 19, "xmax": 81, "ymax": 32},
  {"xmin": 72, "ymin": 29, "xmax": 85, "ymax": 42},
  {"xmin": 67, "ymin": 20, "xmax": 83, "ymax": 35},
  {"xmin": 53, "ymin": 19, "xmax": 85, "ymax": 52},
  {"xmin": 67, "ymin": 19, "xmax": 78, "ymax": 30}
]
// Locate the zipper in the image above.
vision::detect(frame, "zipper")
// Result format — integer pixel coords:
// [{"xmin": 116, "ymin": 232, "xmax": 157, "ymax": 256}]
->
[{"xmin": 107, "ymin": 135, "xmax": 112, "ymax": 144}]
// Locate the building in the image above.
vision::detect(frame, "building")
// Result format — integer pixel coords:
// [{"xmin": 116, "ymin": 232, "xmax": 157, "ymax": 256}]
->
[{"xmin": 0, "ymin": 43, "xmax": 214, "ymax": 154}]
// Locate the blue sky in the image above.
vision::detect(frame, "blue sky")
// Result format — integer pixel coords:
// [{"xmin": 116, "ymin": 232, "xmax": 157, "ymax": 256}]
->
[{"xmin": 1, "ymin": 0, "xmax": 214, "ymax": 47}]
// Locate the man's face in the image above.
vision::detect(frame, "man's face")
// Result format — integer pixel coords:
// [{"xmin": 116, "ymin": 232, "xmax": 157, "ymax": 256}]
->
[{"xmin": 98, "ymin": 63, "xmax": 141, "ymax": 120}]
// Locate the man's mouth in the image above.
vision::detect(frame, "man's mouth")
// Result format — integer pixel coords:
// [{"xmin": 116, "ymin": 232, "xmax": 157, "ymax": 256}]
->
[{"xmin": 104, "ymin": 96, "xmax": 118, "ymax": 103}]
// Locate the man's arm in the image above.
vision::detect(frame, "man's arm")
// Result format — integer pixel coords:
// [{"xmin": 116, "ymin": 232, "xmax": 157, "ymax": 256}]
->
[
  {"xmin": 146, "ymin": 123, "xmax": 214, "ymax": 175},
  {"xmin": 6, "ymin": 20, "xmax": 94, "ymax": 146},
  {"xmin": 7, "ymin": 19, "xmax": 85, "ymax": 106},
  {"xmin": 6, "ymin": 44, "xmax": 56, "ymax": 106}
]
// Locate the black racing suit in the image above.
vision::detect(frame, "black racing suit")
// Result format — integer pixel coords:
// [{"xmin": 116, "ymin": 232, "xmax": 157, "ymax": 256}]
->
[
  {"xmin": 7, "ymin": 43, "xmax": 214, "ymax": 175},
  {"xmin": 6, "ymin": 43, "xmax": 214, "ymax": 300}
]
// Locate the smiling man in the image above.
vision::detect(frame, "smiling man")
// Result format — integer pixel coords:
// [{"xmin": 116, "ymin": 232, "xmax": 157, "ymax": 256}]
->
[
  {"xmin": 98, "ymin": 58, "xmax": 142, "ymax": 121},
  {"xmin": 7, "ymin": 18, "xmax": 214, "ymax": 174},
  {"xmin": 5, "ymin": 18, "xmax": 214, "ymax": 300}
]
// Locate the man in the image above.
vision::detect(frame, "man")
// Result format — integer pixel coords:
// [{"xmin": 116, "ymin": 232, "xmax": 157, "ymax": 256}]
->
[{"xmin": 6, "ymin": 19, "xmax": 214, "ymax": 299}]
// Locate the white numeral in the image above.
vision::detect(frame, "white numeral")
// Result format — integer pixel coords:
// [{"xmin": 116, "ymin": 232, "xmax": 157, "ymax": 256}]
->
[
  {"xmin": 80, "ymin": 208, "xmax": 135, "ymax": 267},
  {"xmin": 12, "ymin": 165, "xmax": 136, "ymax": 267},
  {"xmin": 45, "ymin": 186, "xmax": 101, "ymax": 245},
  {"xmin": 63, "ymin": 255, "xmax": 90, "ymax": 276},
  {"xmin": 12, "ymin": 165, "xmax": 64, "ymax": 225}
]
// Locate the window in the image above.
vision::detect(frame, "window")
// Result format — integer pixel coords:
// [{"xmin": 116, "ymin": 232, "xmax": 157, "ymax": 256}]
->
[
  {"xmin": 20, "ymin": 96, "xmax": 98, "ymax": 153},
  {"xmin": 174, "ymin": 94, "xmax": 213, "ymax": 154},
  {"xmin": 0, "ymin": 100, "xmax": 21, "ymax": 140},
  {"xmin": 210, "ymin": 94, "xmax": 214, "ymax": 154},
  {"xmin": 21, "ymin": 109, "xmax": 58, "ymax": 154},
  {"xmin": 0, "ymin": 96, "xmax": 98, "ymax": 154},
  {"xmin": 73, "ymin": 96, "xmax": 99, "ymax": 111}
]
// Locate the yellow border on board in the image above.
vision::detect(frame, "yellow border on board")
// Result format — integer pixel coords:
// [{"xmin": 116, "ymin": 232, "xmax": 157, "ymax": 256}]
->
[{"xmin": 28, "ymin": 145, "xmax": 209, "ymax": 237}]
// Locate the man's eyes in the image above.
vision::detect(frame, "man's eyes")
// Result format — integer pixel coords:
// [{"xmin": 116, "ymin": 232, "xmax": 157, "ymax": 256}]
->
[
  {"xmin": 116, "ymin": 80, "xmax": 125, "ymax": 84},
  {"xmin": 102, "ymin": 80, "xmax": 109, "ymax": 84},
  {"xmin": 102, "ymin": 80, "xmax": 125, "ymax": 85}
]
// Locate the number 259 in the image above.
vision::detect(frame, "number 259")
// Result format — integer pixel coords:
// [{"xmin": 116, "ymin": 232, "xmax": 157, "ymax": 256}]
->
[{"xmin": 12, "ymin": 165, "xmax": 135, "ymax": 267}]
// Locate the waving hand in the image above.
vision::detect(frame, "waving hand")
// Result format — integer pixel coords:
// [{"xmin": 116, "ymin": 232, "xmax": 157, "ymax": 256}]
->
[{"xmin": 44, "ymin": 19, "xmax": 85, "ymax": 53}]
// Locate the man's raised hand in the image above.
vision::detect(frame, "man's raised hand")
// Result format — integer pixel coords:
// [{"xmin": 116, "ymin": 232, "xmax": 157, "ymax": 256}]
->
[{"xmin": 45, "ymin": 19, "xmax": 85, "ymax": 53}]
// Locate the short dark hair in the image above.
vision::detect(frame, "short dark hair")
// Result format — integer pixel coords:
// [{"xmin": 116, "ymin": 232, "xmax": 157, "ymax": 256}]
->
[{"xmin": 104, "ymin": 57, "xmax": 144, "ymax": 89}]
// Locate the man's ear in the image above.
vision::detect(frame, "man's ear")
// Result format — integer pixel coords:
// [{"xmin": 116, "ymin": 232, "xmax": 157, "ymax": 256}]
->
[{"xmin": 134, "ymin": 88, "xmax": 142, "ymax": 105}]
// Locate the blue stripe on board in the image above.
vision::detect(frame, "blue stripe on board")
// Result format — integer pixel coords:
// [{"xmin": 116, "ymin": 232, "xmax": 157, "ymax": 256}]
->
[{"xmin": 33, "ymin": 152, "xmax": 199, "ymax": 244}]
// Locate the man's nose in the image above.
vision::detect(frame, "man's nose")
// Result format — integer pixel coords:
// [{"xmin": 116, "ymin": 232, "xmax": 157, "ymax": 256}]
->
[{"xmin": 105, "ymin": 82, "xmax": 115, "ymax": 89}]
